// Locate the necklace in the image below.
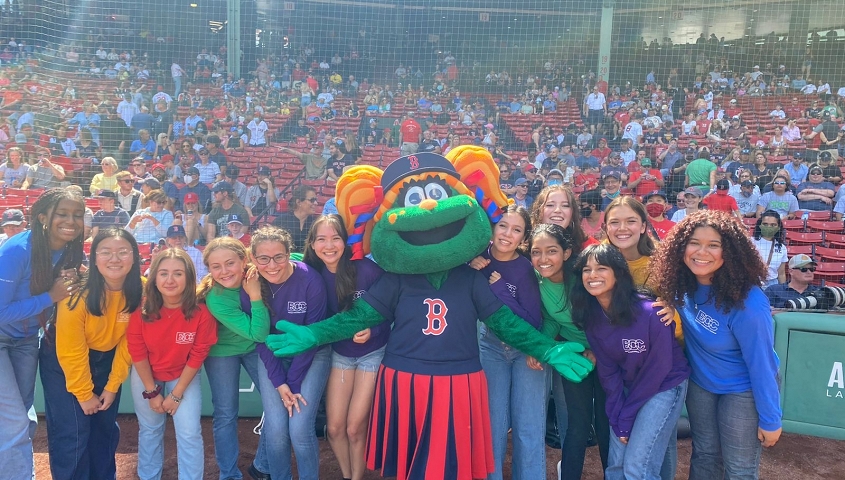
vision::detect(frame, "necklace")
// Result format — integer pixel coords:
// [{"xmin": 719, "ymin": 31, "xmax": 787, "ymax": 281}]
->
[
  {"xmin": 692, "ymin": 291, "xmax": 711, "ymax": 313},
  {"xmin": 269, "ymin": 265, "xmax": 293, "ymax": 299}
]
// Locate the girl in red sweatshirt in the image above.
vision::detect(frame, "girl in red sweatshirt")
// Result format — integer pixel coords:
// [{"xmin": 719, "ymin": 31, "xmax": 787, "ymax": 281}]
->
[{"xmin": 127, "ymin": 248, "xmax": 217, "ymax": 480}]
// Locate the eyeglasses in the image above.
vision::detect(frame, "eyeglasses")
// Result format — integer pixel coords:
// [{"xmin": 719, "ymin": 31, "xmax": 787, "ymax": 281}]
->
[
  {"xmin": 96, "ymin": 249, "xmax": 133, "ymax": 260},
  {"xmin": 131, "ymin": 164, "xmax": 143, "ymax": 168},
  {"xmin": 773, "ymin": 182, "xmax": 787, "ymax": 185},
  {"xmin": 793, "ymin": 267, "xmax": 816, "ymax": 273},
  {"xmin": 306, "ymin": 197, "xmax": 319, "ymax": 203},
  {"xmin": 120, "ymin": 179, "xmax": 134, "ymax": 183},
  {"xmin": 154, "ymin": 200, "xmax": 166, "ymax": 204},
  {"xmin": 810, "ymin": 171, "xmax": 823, "ymax": 175},
  {"xmin": 253, "ymin": 253, "xmax": 289, "ymax": 265},
  {"xmin": 199, "ymin": 151, "xmax": 209, "ymax": 155}
]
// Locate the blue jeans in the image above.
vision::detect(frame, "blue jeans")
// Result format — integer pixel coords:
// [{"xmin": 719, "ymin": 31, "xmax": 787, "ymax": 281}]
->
[
  {"xmin": 131, "ymin": 368, "xmax": 204, "ymax": 480},
  {"xmin": 686, "ymin": 381, "xmax": 763, "ymax": 480},
  {"xmin": 0, "ymin": 334, "xmax": 39, "ymax": 479},
  {"xmin": 204, "ymin": 351, "xmax": 269, "ymax": 479},
  {"xmin": 551, "ymin": 371, "xmax": 568, "ymax": 449},
  {"xmin": 39, "ymin": 340, "xmax": 121, "ymax": 480},
  {"xmin": 560, "ymin": 370, "xmax": 610, "ymax": 479},
  {"xmin": 257, "ymin": 346, "xmax": 330, "ymax": 480},
  {"xmin": 606, "ymin": 380, "xmax": 688, "ymax": 480},
  {"xmin": 173, "ymin": 76, "xmax": 182, "ymax": 99},
  {"xmin": 479, "ymin": 326, "xmax": 548, "ymax": 480}
]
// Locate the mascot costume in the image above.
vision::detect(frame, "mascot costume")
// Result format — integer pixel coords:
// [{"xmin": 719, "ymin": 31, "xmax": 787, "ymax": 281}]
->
[{"xmin": 267, "ymin": 146, "xmax": 594, "ymax": 480}]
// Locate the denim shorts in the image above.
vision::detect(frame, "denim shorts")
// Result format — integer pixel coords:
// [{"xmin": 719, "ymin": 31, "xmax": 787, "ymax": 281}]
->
[{"xmin": 331, "ymin": 346, "xmax": 385, "ymax": 373}]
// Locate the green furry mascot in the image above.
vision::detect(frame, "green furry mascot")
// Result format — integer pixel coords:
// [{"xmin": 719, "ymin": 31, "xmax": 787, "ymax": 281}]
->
[{"xmin": 267, "ymin": 146, "xmax": 593, "ymax": 480}]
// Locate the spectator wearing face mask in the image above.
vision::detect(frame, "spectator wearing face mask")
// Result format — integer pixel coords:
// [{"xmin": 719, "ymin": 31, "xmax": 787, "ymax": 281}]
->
[
  {"xmin": 642, "ymin": 191, "xmax": 675, "ymax": 240},
  {"xmin": 178, "ymin": 167, "xmax": 212, "ymax": 212}
]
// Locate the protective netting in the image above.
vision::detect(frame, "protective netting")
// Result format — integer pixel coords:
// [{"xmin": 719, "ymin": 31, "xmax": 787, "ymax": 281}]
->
[{"xmin": 0, "ymin": 0, "xmax": 844, "ymax": 232}]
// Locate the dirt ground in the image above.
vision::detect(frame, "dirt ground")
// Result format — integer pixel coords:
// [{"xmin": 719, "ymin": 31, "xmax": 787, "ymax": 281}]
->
[{"xmin": 33, "ymin": 414, "xmax": 844, "ymax": 479}]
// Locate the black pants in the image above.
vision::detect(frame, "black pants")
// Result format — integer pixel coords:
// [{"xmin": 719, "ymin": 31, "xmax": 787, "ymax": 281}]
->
[{"xmin": 560, "ymin": 370, "xmax": 610, "ymax": 479}]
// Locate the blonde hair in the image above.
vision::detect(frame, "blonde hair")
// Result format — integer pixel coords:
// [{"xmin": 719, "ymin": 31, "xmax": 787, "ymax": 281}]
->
[
  {"xmin": 197, "ymin": 237, "xmax": 250, "ymax": 299},
  {"xmin": 101, "ymin": 157, "xmax": 118, "ymax": 168}
]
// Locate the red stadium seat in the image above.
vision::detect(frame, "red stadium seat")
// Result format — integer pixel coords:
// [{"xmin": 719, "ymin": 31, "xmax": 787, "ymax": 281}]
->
[{"xmin": 785, "ymin": 231, "xmax": 823, "ymax": 245}]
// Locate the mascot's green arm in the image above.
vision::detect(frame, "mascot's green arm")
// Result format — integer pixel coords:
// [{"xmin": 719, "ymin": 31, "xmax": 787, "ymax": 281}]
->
[
  {"xmin": 267, "ymin": 300, "xmax": 385, "ymax": 357},
  {"xmin": 484, "ymin": 305, "xmax": 595, "ymax": 382}
]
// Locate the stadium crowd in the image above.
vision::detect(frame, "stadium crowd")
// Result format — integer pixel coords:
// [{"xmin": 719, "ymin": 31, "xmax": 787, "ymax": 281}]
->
[{"xmin": 0, "ymin": 18, "xmax": 843, "ymax": 480}]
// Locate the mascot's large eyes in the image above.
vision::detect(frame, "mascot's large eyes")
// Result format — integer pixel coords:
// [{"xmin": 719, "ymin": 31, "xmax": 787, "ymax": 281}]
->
[
  {"xmin": 404, "ymin": 186, "xmax": 426, "ymax": 206},
  {"xmin": 424, "ymin": 182, "xmax": 449, "ymax": 201}
]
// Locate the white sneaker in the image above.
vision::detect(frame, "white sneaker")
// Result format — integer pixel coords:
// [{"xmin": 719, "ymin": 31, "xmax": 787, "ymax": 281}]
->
[{"xmin": 557, "ymin": 460, "xmax": 561, "ymax": 480}]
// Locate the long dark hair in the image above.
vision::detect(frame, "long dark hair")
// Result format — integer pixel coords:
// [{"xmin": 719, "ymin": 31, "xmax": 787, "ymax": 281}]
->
[
  {"xmin": 143, "ymin": 248, "xmax": 199, "ymax": 322},
  {"xmin": 529, "ymin": 223, "xmax": 574, "ymax": 313},
  {"xmin": 29, "ymin": 188, "xmax": 86, "ymax": 327},
  {"xmin": 571, "ymin": 244, "xmax": 644, "ymax": 330},
  {"xmin": 250, "ymin": 225, "xmax": 294, "ymax": 317},
  {"xmin": 288, "ymin": 185, "xmax": 316, "ymax": 213},
  {"xmin": 303, "ymin": 215, "xmax": 357, "ymax": 311},
  {"xmin": 496, "ymin": 204, "xmax": 532, "ymax": 258},
  {"xmin": 69, "ymin": 227, "xmax": 142, "ymax": 317},
  {"xmin": 753, "ymin": 209, "xmax": 786, "ymax": 251}
]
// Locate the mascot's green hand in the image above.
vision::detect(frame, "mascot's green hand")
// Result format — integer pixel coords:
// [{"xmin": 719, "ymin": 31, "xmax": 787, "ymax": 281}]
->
[
  {"xmin": 542, "ymin": 342, "xmax": 595, "ymax": 382},
  {"xmin": 266, "ymin": 320, "xmax": 318, "ymax": 357}
]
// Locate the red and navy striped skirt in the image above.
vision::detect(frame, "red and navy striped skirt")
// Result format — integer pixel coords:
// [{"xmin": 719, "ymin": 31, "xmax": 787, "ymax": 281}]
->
[{"xmin": 366, "ymin": 365, "xmax": 494, "ymax": 480}]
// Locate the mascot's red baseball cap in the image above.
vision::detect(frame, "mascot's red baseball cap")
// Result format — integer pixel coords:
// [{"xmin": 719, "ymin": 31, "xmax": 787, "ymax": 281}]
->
[{"xmin": 381, "ymin": 152, "xmax": 461, "ymax": 191}]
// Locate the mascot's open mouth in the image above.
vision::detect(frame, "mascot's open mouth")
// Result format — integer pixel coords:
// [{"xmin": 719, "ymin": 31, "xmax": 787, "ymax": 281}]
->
[{"xmin": 398, "ymin": 218, "xmax": 466, "ymax": 246}]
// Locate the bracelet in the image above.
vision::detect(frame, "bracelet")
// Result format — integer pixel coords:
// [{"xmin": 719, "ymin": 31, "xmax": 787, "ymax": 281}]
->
[
  {"xmin": 142, "ymin": 384, "xmax": 162, "ymax": 399},
  {"xmin": 169, "ymin": 393, "xmax": 182, "ymax": 404}
]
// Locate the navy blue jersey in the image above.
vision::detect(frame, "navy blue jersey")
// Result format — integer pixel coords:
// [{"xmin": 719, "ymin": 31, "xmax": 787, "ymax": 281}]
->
[{"xmin": 363, "ymin": 265, "xmax": 503, "ymax": 375}]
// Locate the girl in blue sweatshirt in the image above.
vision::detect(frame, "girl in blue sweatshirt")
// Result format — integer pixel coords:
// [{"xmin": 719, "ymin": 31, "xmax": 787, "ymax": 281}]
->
[
  {"xmin": 649, "ymin": 210, "xmax": 782, "ymax": 479},
  {"xmin": 571, "ymin": 244, "xmax": 690, "ymax": 480}
]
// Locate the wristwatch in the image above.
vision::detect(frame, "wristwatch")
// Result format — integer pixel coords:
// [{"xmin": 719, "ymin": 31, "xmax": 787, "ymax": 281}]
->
[{"xmin": 142, "ymin": 384, "xmax": 162, "ymax": 399}]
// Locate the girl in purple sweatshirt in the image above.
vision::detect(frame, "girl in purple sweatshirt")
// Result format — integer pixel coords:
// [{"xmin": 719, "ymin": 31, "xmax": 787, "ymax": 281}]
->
[{"xmin": 571, "ymin": 244, "xmax": 690, "ymax": 480}]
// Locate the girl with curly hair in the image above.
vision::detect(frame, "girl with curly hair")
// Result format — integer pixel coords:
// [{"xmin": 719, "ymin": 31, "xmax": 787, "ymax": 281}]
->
[
  {"xmin": 571, "ymin": 244, "xmax": 689, "ymax": 480},
  {"xmin": 648, "ymin": 210, "xmax": 782, "ymax": 479},
  {"xmin": 751, "ymin": 210, "xmax": 788, "ymax": 286}
]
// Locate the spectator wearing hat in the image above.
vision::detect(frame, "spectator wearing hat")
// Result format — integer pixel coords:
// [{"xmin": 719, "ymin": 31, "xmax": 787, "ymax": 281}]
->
[
  {"xmin": 600, "ymin": 152, "xmax": 628, "ymax": 184},
  {"xmin": 128, "ymin": 157, "xmax": 153, "ymax": 191},
  {"xmin": 204, "ymin": 135, "xmax": 227, "ymax": 167},
  {"xmin": 327, "ymin": 141, "xmax": 354, "ymax": 182},
  {"xmin": 173, "ymin": 192, "xmax": 207, "ymax": 246},
  {"xmin": 194, "ymin": 146, "xmax": 222, "ymax": 184},
  {"xmin": 163, "ymin": 225, "xmax": 207, "ymax": 282},
  {"xmin": 642, "ymin": 191, "xmax": 674, "ymax": 240},
  {"xmin": 179, "ymin": 166, "xmax": 212, "ymax": 212},
  {"xmin": 765, "ymin": 255, "xmax": 821, "ymax": 308},
  {"xmin": 90, "ymin": 191, "xmax": 129, "ymax": 240},
  {"xmin": 218, "ymin": 164, "xmax": 248, "ymax": 206},
  {"xmin": 140, "ymin": 177, "xmax": 161, "ymax": 198},
  {"xmin": 731, "ymin": 179, "xmax": 762, "ymax": 218},
  {"xmin": 816, "ymin": 151, "xmax": 842, "ymax": 185},
  {"xmin": 226, "ymin": 214, "xmax": 251, "ymax": 246},
  {"xmin": 244, "ymin": 165, "xmax": 282, "ymax": 216},
  {"xmin": 509, "ymin": 178, "xmax": 533, "ymax": 210},
  {"xmin": 22, "ymin": 148, "xmax": 66, "ymax": 190},
  {"xmin": 784, "ymin": 152, "xmax": 809, "ymax": 187},
  {"xmin": 627, "ymin": 158, "xmax": 664, "ymax": 197},
  {"xmin": 125, "ymin": 189, "xmax": 173, "ymax": 243},
  {"xmin": 703, "ymin": 179, "xmax": 741, "ymax": 218},
  {"xmin": 600, "ymin": 173, "xmax": 623, "ymax": 210},
  {"xmin": 520, "ymin": 163, "xmax": 544, "ymax": 199},
  {"xmin": 0, "ymin": 208, "xmax": 26, "ymax": 248},
  {"xmin": 797, "ymin": 166, "xmax": 836, "ymax": 211},
  {"xmin": 618, "ymin": 139, "xmax": 636, "ymax": 167},
  {"xmin": 671, "ymin": 187, "xmax": 703, "ymax": 222},
  {"xmin": 206, "ymin": 181, "xmax": 250, "ymax": 240}
]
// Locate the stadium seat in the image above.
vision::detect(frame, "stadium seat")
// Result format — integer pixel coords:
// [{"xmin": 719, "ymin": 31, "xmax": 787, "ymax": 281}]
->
[
  {"xmin": 812, "ymin": 262, "xmax": 845, "ymax": 285},
  {"xmin": 785, "ymin": 231, "xmax": 823, "ymax": 245},
  {"xmin": 806, "ymin": 220, "xmax": 844, "ymax": 233},
  {"xmin": 814, "ymin": 246, "xmax": 845, "ymax": 263}
]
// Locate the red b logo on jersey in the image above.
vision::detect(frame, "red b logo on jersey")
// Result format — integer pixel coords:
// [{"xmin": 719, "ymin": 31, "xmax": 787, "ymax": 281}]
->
[
  {"xmin": 421, "ymin": 298, "xmax": 448, "ymax": 335},
  {"xmin": 409, "ymin": 155, "xmax": 419, "ymax": 170}
]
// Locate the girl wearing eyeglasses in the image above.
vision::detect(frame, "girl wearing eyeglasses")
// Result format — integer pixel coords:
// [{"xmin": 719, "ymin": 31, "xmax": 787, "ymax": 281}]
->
[
  {"xmin": 127, "ymin": 247, "xmax": 217, "ymax": 480},
  {"xmin": 197, "ymin": 237, "xmax": 272, "ymax": 479},
  {"xmin": 40, "ymin": 227, "xmax": 143, "ymax": 479},
  {"xmin": 251, "ymin": 225, "xmax": 330, "ymax": 480},
  {"xmin": 302, "ymin": 215, "xmax": 386, "ymax": 480}
]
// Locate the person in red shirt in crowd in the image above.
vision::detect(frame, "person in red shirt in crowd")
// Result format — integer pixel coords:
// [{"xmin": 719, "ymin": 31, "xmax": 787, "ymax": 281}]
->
[
  {"xmin": 784, "ymin": 97, "xmax": 804, "ymax": 119},
  {"xmin": 643, "ymin": 191, "xmax": 675, "ymax": 240},
  {"xmin": 725, "ymin": 99, "xmax": 743, "ymax": 119},
  {"xmin": 226, "ymin": 214, "xmax": 251, "ymax": 246},
  {"xmin": 398, "ymin": 116, "xmax": 421, "ymax": 157},
  {"xmin": 613, "ymin": 107, "xmax": 632, "ymax": 138},
  {"xmin": 703, "ymin": 179, "xmax": 741, "ymax": 219},
  {"xmin": 627, "ymin": 158, "xmax": 665, "ymax": 197},
  {"xmin": 592, "ymin": 138, "xmax": 612, "ymax": 164},
  {"xmin": 596, "ymin": 76, "xmax": 608, "ymax": 95},
  {"xmin": 575, "ymin": 163, "xmax": 600, "ymax": 191},
  {"xmin": 127, "ymin": 248, "xmax": 218, "ymax": 480}
]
